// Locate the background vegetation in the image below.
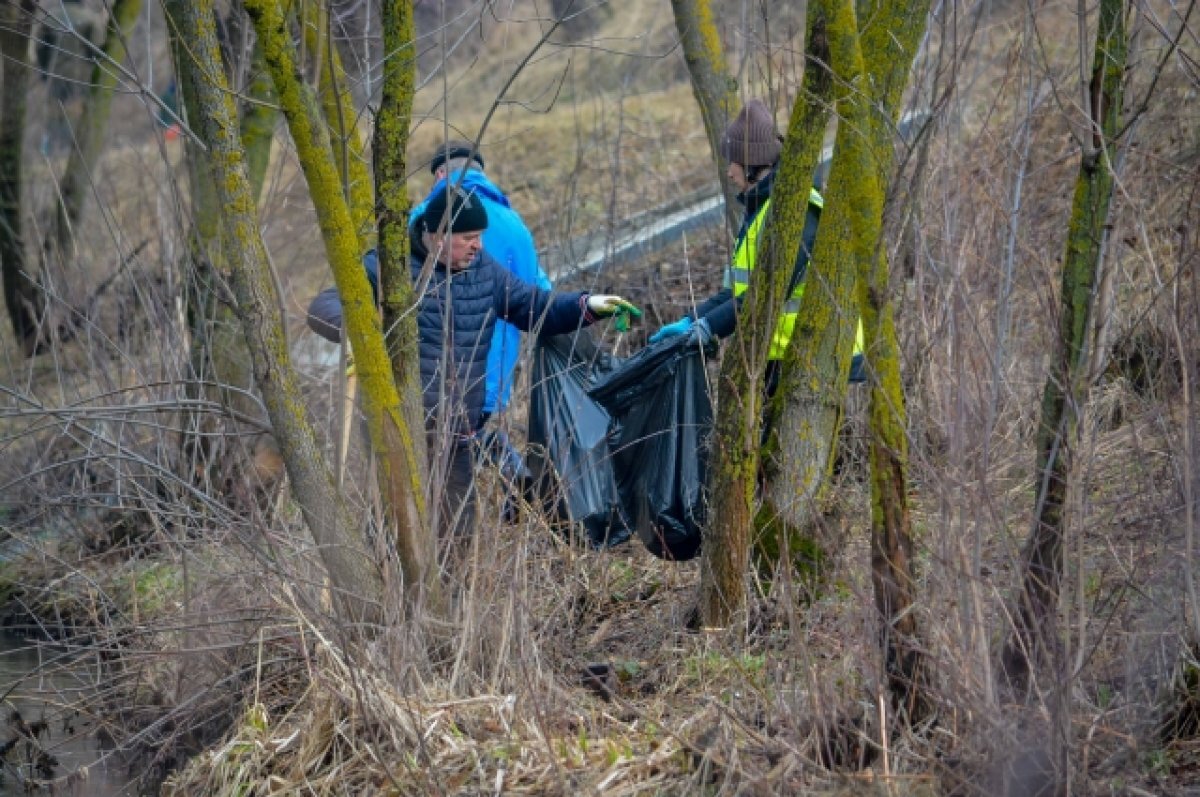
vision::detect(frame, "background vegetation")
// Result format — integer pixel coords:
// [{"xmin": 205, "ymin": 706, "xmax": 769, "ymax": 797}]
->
[{"xmin": 0, "ymin": 0, "xmax": 1198, "ymax": 794}]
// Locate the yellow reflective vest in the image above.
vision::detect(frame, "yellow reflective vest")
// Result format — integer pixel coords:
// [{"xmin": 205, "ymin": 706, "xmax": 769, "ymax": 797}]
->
[{"xmin": 727, "ymin": 188, "xmax": 865, "ymax": 361}]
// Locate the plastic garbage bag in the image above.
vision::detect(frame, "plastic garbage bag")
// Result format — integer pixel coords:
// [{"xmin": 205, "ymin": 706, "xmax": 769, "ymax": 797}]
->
[
  {"xmin": 587, "ymin": 330, "xmax": 716, "ymax": 561},
  {"xmin": 527, "ymin": 331, "xmax": 632, "ymax": 548}
]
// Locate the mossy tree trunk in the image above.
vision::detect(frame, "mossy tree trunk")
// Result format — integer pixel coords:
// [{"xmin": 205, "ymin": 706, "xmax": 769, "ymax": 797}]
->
[
  {"xmin": 168, "ymin": 2, "xmax": 275, "ymax": 487},
  {"xmin": 669, "ymin": 0, "xmax": 740, "ymax": 231},
  {"xmin": 854, "ymin": 0, "xmax": 933, "ymax": 723},
  {"xmin": 760, "ymin": 0, "xmax": 875, "ymax": 570},
  {"xmin": 0, "ymin": 0, "xmax": 47, "ymax": 356},
  {"xmin": 44, "ymin": 0, "xmax": 142, "ymax": 274},
  {"xmin": 1000, "ymin": 0, "xmax": 1129, "ymax": 694},
  {"xmin": 754, "ymin": 6, "xmax": 835, "ymax": 585},
  {"xmin": 301, "ymin": 0, "xmax": 374, "ymax": 252},
  {"xmin": 243, "ymin": 0, "xmax": 435, "ymax": 609},
  {"xmin": 700, "ymin": 7, "xmax": 835, "ymax": 628},
  {"xmin": 168, "ymin": 0, "xmax": 232, "ymax": 485},
  {"xmin": 173, "ymin": 0, "xmax": 383, "ymax": 626},
  {"xmin": 763, "ymin": 0, "xmax": 931, "ymax": 590},
  {"xmin": 374, "ymin": 0, "xmax": 433, "ymax": 600},
  {"xmin": 240, "ymin": 43, "xmax": 277, "ymax": 199}
]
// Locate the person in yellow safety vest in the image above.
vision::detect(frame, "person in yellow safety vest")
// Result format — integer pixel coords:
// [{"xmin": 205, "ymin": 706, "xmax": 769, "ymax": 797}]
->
[{"xmin": 649, "ymin": 99, "xmax": 865, "ymax": 388}]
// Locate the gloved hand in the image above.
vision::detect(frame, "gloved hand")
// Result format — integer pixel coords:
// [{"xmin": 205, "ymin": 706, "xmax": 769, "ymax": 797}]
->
[
  {"xmin": 688, "ymin": 317, "xmax": 714, "ymax": 346},
  {"xmin": 649, "ymin": 316, "xmax": 693, "ymax": 343},
  {"xmin": 586, "ymin": 295, "xmax": 642, "ymax": 331},
  {"xmin": 587, "ymin": 294, "xmax": 638, "ymax": 316}
]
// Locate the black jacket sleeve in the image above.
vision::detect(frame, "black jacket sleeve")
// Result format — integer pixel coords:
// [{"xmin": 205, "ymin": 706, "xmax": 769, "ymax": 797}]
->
[
  {"xmin": 692, "ymin": 199, "xmax": 821, "ymax": 341},
  {"xmin": 307, "ymin": 287, "xmax": 345, "ymax": 343},
  {"xmin": 693, "ymin": 290, "xmax": 739, "ymax": 338},
  {"xmin": 492, "ymin": 260, "xmax": 591, "ymax": 336},
  {"xmin": 692, "ymin": 286, "xmax": 734, "ymax": 323}
]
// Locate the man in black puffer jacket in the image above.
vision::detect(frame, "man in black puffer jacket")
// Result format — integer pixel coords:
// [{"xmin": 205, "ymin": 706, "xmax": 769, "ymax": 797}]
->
[{"xmin": 308, "ymin": 185, "xmax": 636, "ymax": 539}]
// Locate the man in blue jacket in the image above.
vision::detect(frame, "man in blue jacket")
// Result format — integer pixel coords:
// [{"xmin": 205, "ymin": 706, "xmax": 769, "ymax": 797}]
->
[
  {"xmin": 410, "ymin": 140, "xmax": 552, "ymax": 424},
  {"xmin": 308, "ymin": 185, "xmax": 635, "ymax": 539}
]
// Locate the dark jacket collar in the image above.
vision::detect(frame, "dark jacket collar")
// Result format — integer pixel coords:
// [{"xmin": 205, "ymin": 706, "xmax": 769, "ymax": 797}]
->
[
  {"xmin": 735, "ymin": 166, "xmax": 775, "ymax": 241},
  {"xmin": 737, "ymin": 166, "xmax": 775, "ymax": 218}
]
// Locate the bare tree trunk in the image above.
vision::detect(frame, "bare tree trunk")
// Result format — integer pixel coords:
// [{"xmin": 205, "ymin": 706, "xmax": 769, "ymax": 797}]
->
[
  {"xmin": 168, "ymin": 4, "xmax": 273, "ymax": 490},
  {"xmin": 172, "ymin": 0, "xmax": 383, "ymax": 627},
  {"xmin": 301, "ymin": 0, "xmax": 374, "ymax": 252},
  {"xmin": 0, "ymin": 0, "xmax": 46, "ymax": 356},
  {"xmin": 854, "ymin": 0, "xmax": 933, "ymax": 725},
  {"xmin": 375, "ymin": 0, "xmax": 435, "ymax": 606},
  {"xmin": 1001, "ymin": 0, "xmax": 1130, "ymax": 695},
  {"xmin": 700, "ymin": 7, "xmax": 836, "ymax": 628},
  {"xmin": 44, "ymin": 0, "xmax": 142, "ymax": 275},
  {"xmin": 755, "ymin": 7, "xmax": 835, "ymax": 583},
  {"xmin": 243, "ymin": 0, "xmax": 435, "ymax": 609},
  {"xmin": 669, "ymin": 0, "xmax": 740, "ymax": 231}
]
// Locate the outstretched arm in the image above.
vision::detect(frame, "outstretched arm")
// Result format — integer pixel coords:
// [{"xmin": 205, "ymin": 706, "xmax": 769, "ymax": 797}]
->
[
  {"xmin": 305, "ymin": 251, "xmax": 381, "ymax": 343},
  {"xmin": 493, "ymin": 265, "xmax": 635, "ymax": 336},
  {"xmin": 307, "ymin": 287, "xmax": 345, "ymax": 343}
]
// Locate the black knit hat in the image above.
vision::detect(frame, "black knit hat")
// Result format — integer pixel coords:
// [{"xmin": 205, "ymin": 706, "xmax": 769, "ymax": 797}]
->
[
  {"xmin": 421, "ymin": 185, "xmax": 488, "ymax": 233},
  {"xmin": 429, "ymin": 139, "xmax": 485, "ymax": 174},
  {"xmin": 719, "ymin": 99, "xmax": 782, "ymax": 167}
]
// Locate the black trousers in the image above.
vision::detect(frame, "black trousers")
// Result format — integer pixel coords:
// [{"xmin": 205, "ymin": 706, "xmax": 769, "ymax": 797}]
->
[{"xmin": 429, "ymin": 434, "xmax": 478, "ymax": 540}]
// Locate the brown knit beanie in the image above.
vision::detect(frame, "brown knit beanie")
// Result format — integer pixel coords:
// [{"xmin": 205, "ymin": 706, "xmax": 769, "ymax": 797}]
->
[{"xmin": 719, "ymin": 99, "xmax": 782, "ymax": 167}]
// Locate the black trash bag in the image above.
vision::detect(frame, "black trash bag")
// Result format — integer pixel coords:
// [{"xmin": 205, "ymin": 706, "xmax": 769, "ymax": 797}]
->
[
  {"xmin": 587, "ymin": 330, "xmax": 716, "ymax": 561},
  {"xmin": 527, "ymin": 331, "xmax": 632, "ymax": 548}
]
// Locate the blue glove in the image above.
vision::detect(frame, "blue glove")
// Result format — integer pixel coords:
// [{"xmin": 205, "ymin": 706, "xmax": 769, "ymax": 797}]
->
[
  {"xmin": 649, "ymin": 316, "xmax": 693, "ymax": 343},
  {"xmin": 688, "ymin": 317, "xmax": 714, "ymax": 346}
]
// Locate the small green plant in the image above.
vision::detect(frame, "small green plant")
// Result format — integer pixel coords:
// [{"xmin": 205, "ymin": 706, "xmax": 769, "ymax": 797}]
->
[
  {"xmin": 576, "ymin": 725, "xmax": 589, "ymax": 755},
  {"xmin": 1143, "ymin": 747, "xmax": 1171, "ymax": 777},
  {"xmin": 683, "ymin": 652, "xmax": 767, "ymax": 690},
  {"xmin": 615, "ymin": 659, "xmax": 641, "ymax": 681},
  {"xmin": 1097, "ymin": 682, "xmax": 1114, "ymax": 710}
]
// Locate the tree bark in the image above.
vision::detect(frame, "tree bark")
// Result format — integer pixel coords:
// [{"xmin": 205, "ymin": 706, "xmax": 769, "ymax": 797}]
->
[
  {"xmin": 243, "ymin": 0, "xmax": 435, "ymax": 609},
  {"xmin": 45, "ymin": 0, "xmax": 142, "ymax": 274},
  {"xmin": 171, "ymin": 0, "xmax": 383, "ymax": 627},
  {"xmin": 301, "ymin": 0, "xmax": 374, "ymax": 252},
  {"xmin": 854, "ymin": 0, "xmax": 933, "ymax": 725},
  {"xmin": 240, "ymin": 43, "xmax": 277, "ymax": 200},
  {"xmin": 767, "ymin": 0, "xmax": 934, "ymax": 524},
  {"xmin": 669, "ymin": 0, "xmax": 740, "ymax": 231},
  {"xmin": 0, "ymin": 0, "xmax": 46, "ymax": 355},
  {"xmin": 1001, "ymin": 0, "xmax": 1129, "ymax": 694},
  {"xmin": 754, "ymin": 8, "xmax": 835, "ymax": 584},
  {"xmin": 168, "ymin": 3, "xmax": 269, "ymax": 489},
  {"xmin": 762, "ymin": 0, "xmax": 873, "ymax": 571},
  {"xmin": 700, "ymin": 7, "xmax": 836, "ymax": 628},
  {"xmin": 375, "ymin": 0, "xmax": 435, "ymax": 607}
]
